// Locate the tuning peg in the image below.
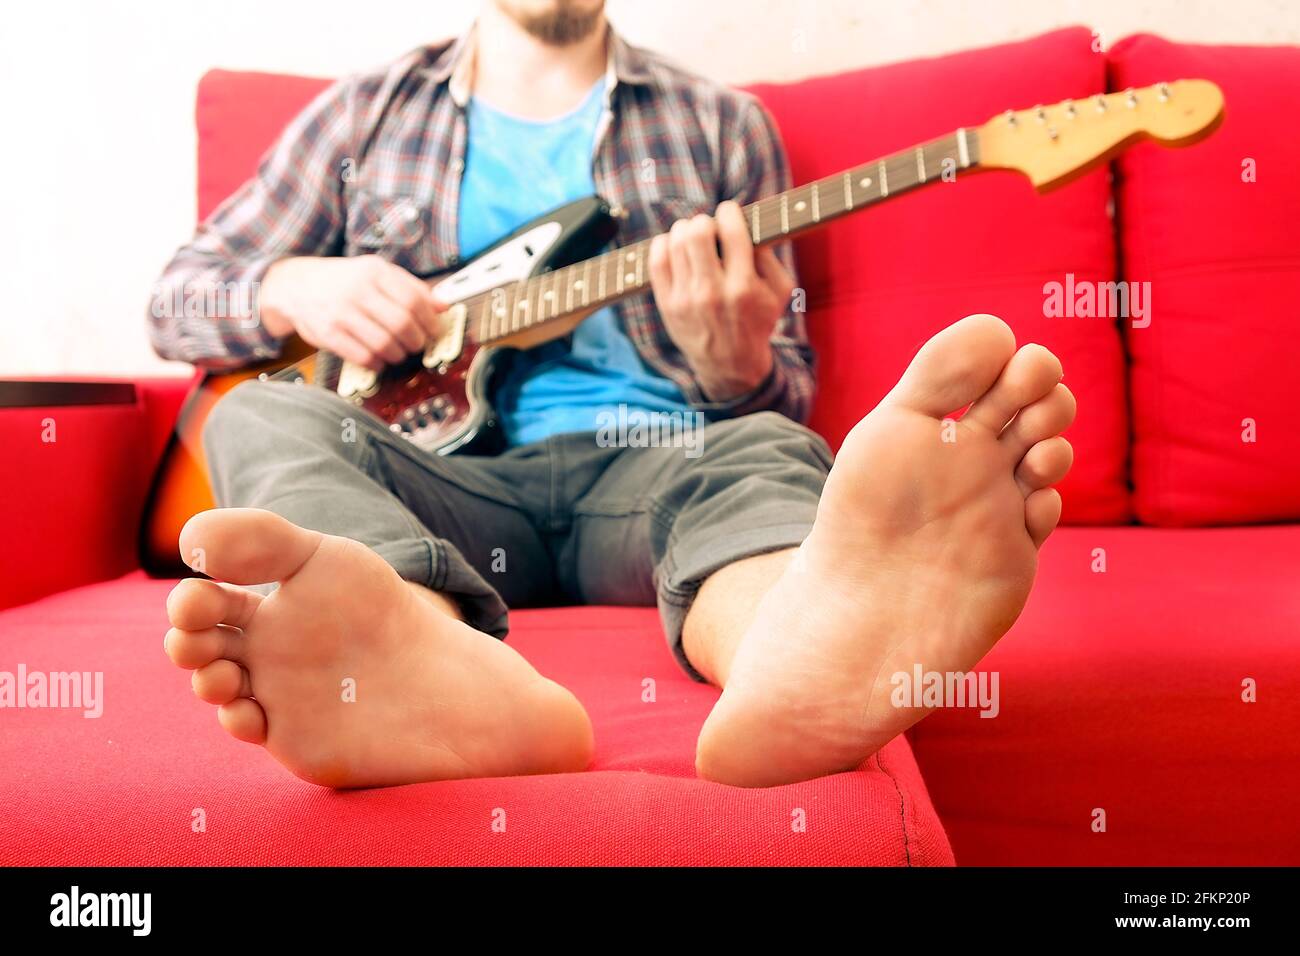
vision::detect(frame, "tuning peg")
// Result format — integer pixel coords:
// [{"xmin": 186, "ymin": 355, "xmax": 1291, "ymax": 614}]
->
[
  {"xmin": 1095, "ymin": 94, "xmax": 1108, "ymax": 112},
  {"xmin": 1004, "ymin": 109, "xmax": 1018, "ymax": 127},
  {"xmin": 1158, "ymin": 82, "xmax": 1171, "ymax": 102}
]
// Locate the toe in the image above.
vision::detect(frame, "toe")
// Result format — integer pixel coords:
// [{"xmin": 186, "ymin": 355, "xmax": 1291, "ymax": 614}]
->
[
  {"xmin": 964, "ymin": 343, "xmax": 1063, "ymax": 433},
  {"xmin": 1025, "ymin": 487, "xmax": 1063, "ymax": 548},
  {"xmin": 191, "ymin": 659, "xmax": 252, "ymax": 705},
  {"xmin": 179, "ymin": 508, "xmax": 323, "ymax": 586},
  {"xmin": 886, "ymin": 313, "xmax": 1017, "ymax": 418},
  {"xmin": 166, "ymin": 578, "xmax": 262, "ymax": 630},
  {"xmin": 218, "ymin": 698, "xmax": 268, "ymax": 745},
  {"xmin": 1001, "ymin": 383, "xmax": 1076, "ymax": 459},
  {"xmin": 164, "ymin": 625, "xmax": 243, "ymax": 669},
  {"xmin": 1015, "ymin": 436, "xmax": 1073, "ymax": 494}
]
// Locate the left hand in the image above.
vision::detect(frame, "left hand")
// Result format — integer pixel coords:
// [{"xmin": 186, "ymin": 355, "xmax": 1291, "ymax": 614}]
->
[{"xmin": 648, "ymin": 200, "xmax": 796, "ymax": 402}]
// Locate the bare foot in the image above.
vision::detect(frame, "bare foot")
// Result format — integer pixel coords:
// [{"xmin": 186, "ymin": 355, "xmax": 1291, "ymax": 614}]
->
[
  {"xmin": 163, "ymin": 509, "xmax": 593, "ymax": 788},
  {"xmin": 695, "ymin": 314, "xmax": 1075, "ymax": 787}
]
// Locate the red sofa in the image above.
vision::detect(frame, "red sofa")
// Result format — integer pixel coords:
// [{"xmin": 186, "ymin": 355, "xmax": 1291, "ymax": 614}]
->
[{"xmin": 3, "ymin": 27, "xmax": 1298, "ymax": 866}]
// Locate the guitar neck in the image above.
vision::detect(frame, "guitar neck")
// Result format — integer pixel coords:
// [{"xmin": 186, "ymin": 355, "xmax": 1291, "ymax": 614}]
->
[{"xmin": 467, "ymin": 128, "xmax": 979, "ymax": 346}]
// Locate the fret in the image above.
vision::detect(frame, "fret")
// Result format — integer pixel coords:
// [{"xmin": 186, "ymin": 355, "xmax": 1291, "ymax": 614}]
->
[
  {"xmin": 780, "ymin": 193, "xmax": 789, "ymax": 234},
  {"xmin": 598, "ymin": 254, "xmax": 607, "ymax": 301},
  {"xmin": 478, "ymin": 294, "xmax": 493, "ymax": 343},
  {"xmin": 916, "ymin": 147, "xmax": 927, "ymax": 184},
  {"xmin": 842, "ymin": 172, "xmax": 853, "ymax": 210},
  {"xmin": 581, "ymin": 258, "xmax": 591, "ymax": 307},
  {"xmin": 520, "ymin": 282, "xmax": 532, "ymax": 329},
  {"xmin": 879, "ymin": 160, "xmax": 889, "ymax": 198},
  {"xmin": 495, "ymin": 287, "xmax": 509, "ymax": 334},
  {"xmin": 751, "ymin": 204, "xmax": 760, "ymax": 243},
  {"xmin": 957, "ymin": 128, "xmax": 970, "ymax": 168},
  {"xmin": 810, "ymin": 181, "xmax": 820, "ymax": 222}
]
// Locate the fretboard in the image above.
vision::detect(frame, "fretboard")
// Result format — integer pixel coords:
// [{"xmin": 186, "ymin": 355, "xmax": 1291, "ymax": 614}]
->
[{"xmin": 465, "ymin": 128, "xmax": 978, "ymax": 346}]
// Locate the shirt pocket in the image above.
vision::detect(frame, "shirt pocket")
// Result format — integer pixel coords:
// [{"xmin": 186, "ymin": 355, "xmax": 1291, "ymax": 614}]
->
[{"xmin": 344, "ymin": 189, "xmax": 438, "ymax": 274}]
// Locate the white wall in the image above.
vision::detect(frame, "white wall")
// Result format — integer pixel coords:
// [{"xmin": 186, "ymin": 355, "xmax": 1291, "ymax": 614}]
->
[{"xmin": 1, "ymin": 0, "xmax": 1295, "ymax": 377}]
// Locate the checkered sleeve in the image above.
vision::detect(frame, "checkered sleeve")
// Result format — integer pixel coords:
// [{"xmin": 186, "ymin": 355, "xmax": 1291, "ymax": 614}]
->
[
  {"xmin": 699, "ymin": 94, "xmax": 816, "ymax": 424},
  {"xmin": 147, "ymin": 78, "xmax": 359, "ymax": 367}
]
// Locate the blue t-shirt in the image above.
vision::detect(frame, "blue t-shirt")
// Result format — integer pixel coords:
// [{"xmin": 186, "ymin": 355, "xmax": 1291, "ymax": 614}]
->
[{"xmin": 457, "ymin": 77, "xmax": 694, "ymax": 446}]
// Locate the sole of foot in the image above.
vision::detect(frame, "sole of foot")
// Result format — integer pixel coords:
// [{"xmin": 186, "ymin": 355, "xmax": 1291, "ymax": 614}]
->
[
  {"xmin": 164, "ymin": 509, "xmax": 594, "ymax": 788},
  {"xmin": 695, "ymin": 314, "xmax": 1075, "ymax": 788}
]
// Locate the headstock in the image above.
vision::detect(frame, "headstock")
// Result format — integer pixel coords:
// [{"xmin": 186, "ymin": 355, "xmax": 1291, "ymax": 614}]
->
[{"xmin": 977, "ymin": 79, "xmax": 1225, "ymax": 191}]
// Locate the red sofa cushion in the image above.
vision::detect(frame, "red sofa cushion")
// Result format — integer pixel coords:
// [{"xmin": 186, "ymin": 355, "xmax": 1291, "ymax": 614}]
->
[
  {"xmin": 0, "ymin": 579, "xmax": 952, "ymax": 866},
  {"xmin": 194, "ymin": 28, "xmax": 1130, "ymax": 525},
  {"xmin": 1108, "ymin": 34, "xmax": 1300, "ymax": 525},
  {"xmin": 910, "ymin": 525, "xmax": 1300, "ymax": 864},
  {"xmin": 749, "ymin": 27, "xmax": 1130, "ymax": 524},
  {"xmin": 0, "ymin": 378, "xmax": 189, "ymax": 611}
]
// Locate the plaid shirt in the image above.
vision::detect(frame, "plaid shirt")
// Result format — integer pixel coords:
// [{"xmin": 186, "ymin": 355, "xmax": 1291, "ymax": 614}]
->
[{"xmin": 150, "ymin": 25, "xmax": 815, "ymax": 422}]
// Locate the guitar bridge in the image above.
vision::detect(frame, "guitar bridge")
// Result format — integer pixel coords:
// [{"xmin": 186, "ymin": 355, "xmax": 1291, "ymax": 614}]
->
[{"xmin": 423, "ymin": 302, "xmax": 467, "ymax": 369}]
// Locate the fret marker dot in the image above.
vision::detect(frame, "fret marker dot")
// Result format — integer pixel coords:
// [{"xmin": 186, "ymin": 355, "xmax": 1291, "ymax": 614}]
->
[
  {"xmin": 543, "ymin": 291, "xmax": 554, "ymax": 301},
  {"xmin": 574, "ymin": 281, "xmax": 584, "ymax": 290},
  {"xmin": 626, "ymin": 252, "xmax": 636, "ymax": 261},
  {"xmin": 860, "ymin": 177, "xmax": 872, "ymax": 188},
  {"xmin": 794, "ymin": 200, "xmax": 807, "ymax": 212},
  {"xmin": 625, "ymin": 273, "xmax": 635, "ymax": 283}
]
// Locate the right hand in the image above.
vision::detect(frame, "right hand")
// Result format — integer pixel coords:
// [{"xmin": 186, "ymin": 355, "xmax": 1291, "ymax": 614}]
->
[{"xmin": 258, "ymin": 255, "xmax": 446, "ymax": 370}]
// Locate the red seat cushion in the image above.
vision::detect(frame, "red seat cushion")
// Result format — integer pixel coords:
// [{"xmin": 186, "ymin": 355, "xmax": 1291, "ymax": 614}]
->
[
  {"xmin": 0, "ymin": 577, "xmax": 952, "ymax": 865},
  {"xmin": 1108, "ymin": 34, "xmax": 1300, "ymax": 525},
  {"xmin": 910, "ymin": 526, "xmax": 1300, "ymax": 864},
  {"xmin": 748, "ymin": 27, "xmax": 1130, "ymax": 524}
]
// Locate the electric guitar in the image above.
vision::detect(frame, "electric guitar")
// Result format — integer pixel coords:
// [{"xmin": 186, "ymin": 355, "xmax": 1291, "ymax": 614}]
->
[{"xmin": 140, "ymin": 79, "xmax": 1225, "ymax": 571}]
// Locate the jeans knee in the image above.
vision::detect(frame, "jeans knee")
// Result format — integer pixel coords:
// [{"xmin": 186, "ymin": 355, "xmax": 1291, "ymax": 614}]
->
[
  {"xmin": 720, "ymin": 411, "xmax": 833, "ymax": 472},
  {"xmin": 203, "ymin": 379, "xmax": 357, "ymax": 466}
]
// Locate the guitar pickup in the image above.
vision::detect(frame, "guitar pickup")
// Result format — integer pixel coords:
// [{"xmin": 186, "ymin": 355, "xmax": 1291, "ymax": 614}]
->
[{"xmin": 423, "ymin": 302, "xmax": 467, "ymax": 369}]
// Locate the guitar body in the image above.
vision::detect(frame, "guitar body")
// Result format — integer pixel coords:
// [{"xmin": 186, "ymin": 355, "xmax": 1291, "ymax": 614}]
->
[{"xmin": 141, "ymin": 195, "xmax": 618, "ymax": 572}]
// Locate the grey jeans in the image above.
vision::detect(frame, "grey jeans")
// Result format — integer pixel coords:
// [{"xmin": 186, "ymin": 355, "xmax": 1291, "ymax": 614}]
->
[{"xmin": 203, "ymin": 380, "xmax": 833, "ymax": 679}]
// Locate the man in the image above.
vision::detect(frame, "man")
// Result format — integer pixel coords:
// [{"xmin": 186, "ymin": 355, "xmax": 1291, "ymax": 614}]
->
[{"xmin": 154, "ymin": 0, "xmax": 1075, "ymax": 789}]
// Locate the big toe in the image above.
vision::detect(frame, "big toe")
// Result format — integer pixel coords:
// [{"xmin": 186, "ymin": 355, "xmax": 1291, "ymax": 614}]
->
[
  {"xmin": 179, "ymin": 508, "xmax": 323, "ymax": 586},
  {"xmin": 886, "ymin": 314, "xmax": 1018, "ymax": 418}
]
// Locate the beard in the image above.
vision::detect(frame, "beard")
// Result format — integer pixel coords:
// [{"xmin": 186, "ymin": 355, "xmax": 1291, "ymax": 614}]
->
[{"xmin": 506, "ymin": 0, "xmax": 604, "ymax": 46}]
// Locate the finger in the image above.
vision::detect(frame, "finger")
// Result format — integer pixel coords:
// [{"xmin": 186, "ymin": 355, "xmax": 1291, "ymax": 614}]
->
[
  {"xmin": 715, "ymin": 201, "xmax": 758, "ymax": 285},
  {"xmin": 346, "ymin": 308, "xmax": 407, "ymax": 365},
  {"xmin": 755, "ymin": 245, "xmax": 796, "ymax": 302},
  {"xmin": 648, "ymin": 234, "xmax": 674, "ymax": 298},
  {"xmin": 683, "ymin": 214, "xmax": 724, "ymax": 281},
  {"xmin": 377, "ymin": 267, "xmax": 443, "ymax": 341},
  {"xmin": 362, "ymin": 291, "xmax": 425, "ymax": 354},
  {"xmin": 329, "ymin": 316, "xmax": 386, "ymax": 370},
  {"xmin": 668, "ymin": 218, "xmax": 695, "ymax": 284}
]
